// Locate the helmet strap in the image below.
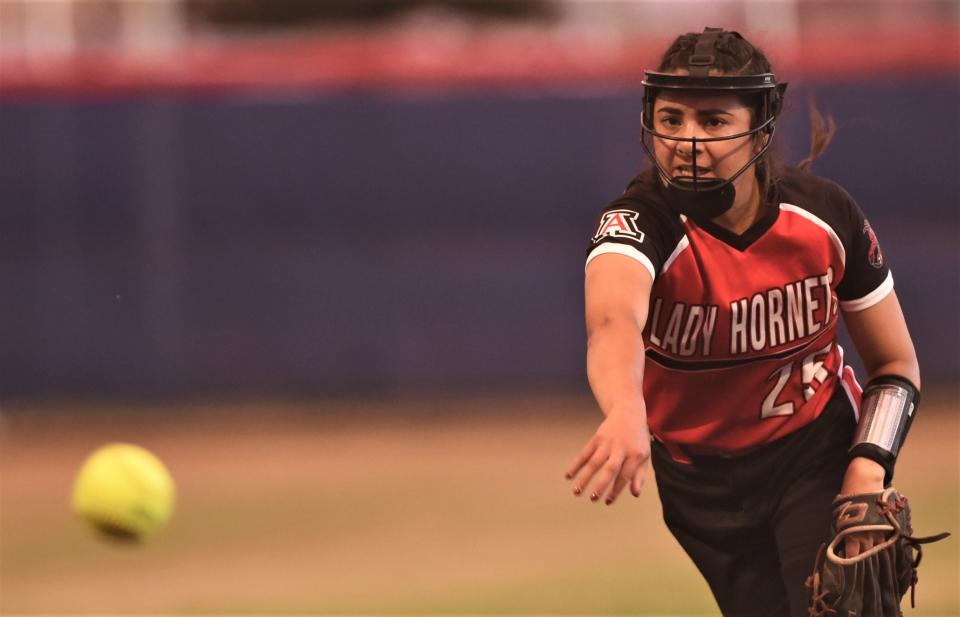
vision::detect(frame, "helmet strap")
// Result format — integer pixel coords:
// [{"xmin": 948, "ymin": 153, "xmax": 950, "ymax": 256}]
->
[{"xmin": 688, "ymin": 27, "xmax": 724, "ymax": 77}]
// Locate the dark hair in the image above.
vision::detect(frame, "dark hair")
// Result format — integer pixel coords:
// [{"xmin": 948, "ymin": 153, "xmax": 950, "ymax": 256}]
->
[{"xmin": 656, "ymin": 31, "xmax": 835, "ymax": 196}]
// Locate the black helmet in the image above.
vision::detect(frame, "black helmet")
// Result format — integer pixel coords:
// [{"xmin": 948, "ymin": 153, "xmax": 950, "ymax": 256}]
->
[{"xmin": 640, "ymin": 27, "xmax": 788, "ymax": 220}]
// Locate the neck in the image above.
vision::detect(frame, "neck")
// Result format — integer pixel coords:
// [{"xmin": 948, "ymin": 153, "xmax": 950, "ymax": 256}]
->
[{"xmin": 711, "ymin": 173, "xmax": 762, "ymax": 234}]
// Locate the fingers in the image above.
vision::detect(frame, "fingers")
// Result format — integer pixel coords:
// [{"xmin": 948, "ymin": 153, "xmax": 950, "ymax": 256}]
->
[
  {"xmin": 565, "ymin": 438, "xmax": 598, "ymax": 486},
  {"xmin": 566, "ymin": 445, "xmax": 621, "ymax": 501},
  {"xmin": 566, "ymin": 443, "xmax": 609, "ymax": 497},
  {"xmin": 844, "ymin": 534, "xmax": 863, "ymax": 558},
  {"xmin": 630, "ymin": 462, "xmax": 647, "ymax": 497},
  {"xmin": 843, "ymin": 531, "xmax": 883, "ymax": 558},
  {"xmin": 567, "ymin": 445, "xmax": 649, "ymax": 505},
  {"xmin": 592, "ymin": 450, "xmax": 628, "ymax": 504},
  {"xmin": 606, "ymin": 454, "xmax": 645, "ymax": 505},
  {"xmin": 583, "ymin": 450, "xmax": 625, "ymax": 502}
]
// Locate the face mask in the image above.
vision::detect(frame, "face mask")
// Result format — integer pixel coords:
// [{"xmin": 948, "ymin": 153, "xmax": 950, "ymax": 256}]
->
[{"xmin": 639, "ymin": 27, "xmax": 787, "ymax": 221}]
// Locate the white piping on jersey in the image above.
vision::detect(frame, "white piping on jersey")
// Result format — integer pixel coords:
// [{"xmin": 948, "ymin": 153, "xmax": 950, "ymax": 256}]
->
[
  {"xmin": 779, "ymin": 203, "xmax": 846, "ymax": 266},
  {"xmin": 836, "ymin": 345, "xmax": 861, "ymax": 422},
  {"xmin": 840, "ymin": 372, "xmax": 860, "ymax": 422},
  {"xmin": 660, "ymin": 234, "xmax": 690, "ymax": 276},
  {"xmin": 585, "ymin": 243, "xmax": 657, "ymax": 281},
  {"xmin": 839, "ymin": 271, "xmax": 894, "ymax": 312}
]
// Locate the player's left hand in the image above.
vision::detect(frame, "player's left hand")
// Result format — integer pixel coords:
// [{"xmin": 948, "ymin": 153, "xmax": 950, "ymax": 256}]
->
[
  {"xmin": 836, "ymin": 456, "xmax": 886, "ymax": 557},
  {"xmin": 807, "ymin": 487, "xmax": 950, "ymax": 616}
]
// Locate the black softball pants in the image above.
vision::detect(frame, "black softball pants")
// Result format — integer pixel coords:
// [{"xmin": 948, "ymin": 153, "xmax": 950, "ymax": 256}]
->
[{"xmin": 651, "ymin": 385, "xmax": 857, "ymax": 617}]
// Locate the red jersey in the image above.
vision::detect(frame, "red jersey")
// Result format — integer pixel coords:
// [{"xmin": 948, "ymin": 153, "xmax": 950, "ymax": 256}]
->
[{"xmin": 586, "ymin": 168, "xmax": 891, "ymax": 462}]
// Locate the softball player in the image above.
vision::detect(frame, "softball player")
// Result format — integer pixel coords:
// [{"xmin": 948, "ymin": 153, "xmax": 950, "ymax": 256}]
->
[{"xmin": 566, "ymin": 28, "xmax": 922, "ymax": 616}]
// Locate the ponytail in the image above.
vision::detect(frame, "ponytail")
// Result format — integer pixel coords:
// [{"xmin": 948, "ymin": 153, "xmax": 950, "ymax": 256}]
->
[{"xmin": 798, "ymin": 99, "xmax": 836, "ymax": 172}]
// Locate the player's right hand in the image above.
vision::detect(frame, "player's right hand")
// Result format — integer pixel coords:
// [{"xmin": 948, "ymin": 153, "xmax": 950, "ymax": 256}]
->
[{"xmin": 565, "ymin": 407, "xmax": 650, "ymax": 506}]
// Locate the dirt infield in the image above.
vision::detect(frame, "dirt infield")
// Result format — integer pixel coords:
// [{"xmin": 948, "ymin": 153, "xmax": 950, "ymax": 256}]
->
[{"xmin": 1, "ymin": 394, "xmax": 957, "ymax": 615}]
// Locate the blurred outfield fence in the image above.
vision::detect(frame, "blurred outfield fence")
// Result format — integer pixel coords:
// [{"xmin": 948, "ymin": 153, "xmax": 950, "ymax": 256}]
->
[{"xmin": 1, "ymin": 1, "xmax": 958, "ymax": 401}]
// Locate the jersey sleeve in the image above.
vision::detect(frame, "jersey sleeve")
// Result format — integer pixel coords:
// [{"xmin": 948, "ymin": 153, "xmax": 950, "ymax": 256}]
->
[
  {"xmin": 834, "ymin": 189, "xmax": 893, "ymax": 311},
  {"xmin": 585, "ymin": 182, "xmax": 679, "ymax": 281}
]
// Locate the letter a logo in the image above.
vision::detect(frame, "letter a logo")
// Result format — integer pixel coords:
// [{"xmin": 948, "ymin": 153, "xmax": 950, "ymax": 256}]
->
[{"xmin": 593, "ymin": 209, "xmax": 645, "ymax": 243}]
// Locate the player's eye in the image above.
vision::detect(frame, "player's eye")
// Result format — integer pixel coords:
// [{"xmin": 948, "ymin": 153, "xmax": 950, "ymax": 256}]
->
[
  {"xmin": 705, "ymin": 117, "xmax": 727, "ymax": 128},
  {"xmin": 659, "ymin": 116, "xmax": 682, "ymax": 128}
]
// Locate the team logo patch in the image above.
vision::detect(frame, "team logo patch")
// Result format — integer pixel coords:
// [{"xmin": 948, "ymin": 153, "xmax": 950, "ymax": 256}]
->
[
  {"xmin": 862, "ymin": 220, "xmax": 884, "ymax": 268},
  {"xmin": 593, "ymin": 209, "xmax": 645, "ymax": 243}
]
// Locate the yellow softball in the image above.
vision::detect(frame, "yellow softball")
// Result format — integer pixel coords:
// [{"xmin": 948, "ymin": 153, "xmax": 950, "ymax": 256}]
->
[{"xmin": 71, "ymin": 443, "xmax": 175, "ymax": 541}]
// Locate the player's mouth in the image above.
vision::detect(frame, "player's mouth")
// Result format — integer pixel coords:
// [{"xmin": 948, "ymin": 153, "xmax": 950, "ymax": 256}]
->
[{"xmin": 675, "ymin": 165, "xmax": 713, "ymax": 177}]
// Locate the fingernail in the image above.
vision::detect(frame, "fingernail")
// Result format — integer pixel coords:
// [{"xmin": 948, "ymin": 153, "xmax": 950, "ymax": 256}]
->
[
  {"xmin": 573, "ymin": 487, "xmax": 582, "ymax": 496},
  {"xmin": 605, "ymin": 498, "xmax": 613, "ymax": 505},
  {"xmin": 590, "ymin": 492, "xmax": 599, "ymax": 501},
  {"xmin": 565, "ymin": 473, "xmax": 572, "ymax": 480}
]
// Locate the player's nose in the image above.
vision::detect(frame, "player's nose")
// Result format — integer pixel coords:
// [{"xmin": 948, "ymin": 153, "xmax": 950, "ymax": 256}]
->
[
  {"xmin": 675, "ymin": 121, "xmax": 707, "ymax": 154},
  {"xmin": 675, "ymin": 134, "xmax": 705, "ymax": 159}
]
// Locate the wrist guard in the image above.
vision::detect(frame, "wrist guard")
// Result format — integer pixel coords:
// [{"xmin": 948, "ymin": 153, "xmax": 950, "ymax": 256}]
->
[{"xmin": 849, "ymin": 375, "xmax": 919, "ymax": 486}]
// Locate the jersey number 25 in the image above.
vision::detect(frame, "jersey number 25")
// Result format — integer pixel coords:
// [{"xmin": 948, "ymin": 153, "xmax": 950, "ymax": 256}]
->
[{"xmin": 761, "ymin": 342, "xmax": 834, "ymax": 418}]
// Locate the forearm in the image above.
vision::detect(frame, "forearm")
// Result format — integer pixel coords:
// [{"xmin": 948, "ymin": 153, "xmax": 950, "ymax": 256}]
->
[
  {"xmin": 864, "ymin": 359, "xmax": 920, "ymax": 390},
  {"xmin": 570, "ymin": 313, "xmax": 653, "ymax": 505},
  {"xmin": 844, "ymin": 355, "xmax": 919, "ymax": 491},
  {"xmin": 586, "ymin": 318, "xmax": 647, "ymax": 419},
  {"xmin": 843, "ymin": 291, "xmax": 920, "ymax": 389},
  {"xmin": 841, "ymin": 293, "xmax": 922, "ymax": 485}
]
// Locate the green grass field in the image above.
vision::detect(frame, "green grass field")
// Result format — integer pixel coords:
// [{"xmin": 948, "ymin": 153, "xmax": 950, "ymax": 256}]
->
[{"xmin": 1, "ymin": 393, "xmax": 956, "ymax": 615}]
